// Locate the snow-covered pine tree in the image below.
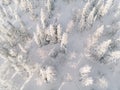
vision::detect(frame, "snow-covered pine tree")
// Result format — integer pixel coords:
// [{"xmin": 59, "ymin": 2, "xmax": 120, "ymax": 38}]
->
[
  {"xmin": 57, "ymin": 24, "xmax": 62, "ymax": 42},
  {"xmin": 99, "ymin": 0, "xmax": 113, "ymax": 17},
  {"xmin": 79, "ymin": 1, "xmax": 90, "ymax": 31},
  {"xmin": 35, "ymin": 65, "xmax": 56, "ymax": 85},
  {"xmin": 87, "ymin": 25, "xmax": 104, "ymax": 49},
  {"xmin": 40, "ymin": 8, "xmax": 47, "ymax": 29},
  {"xmin": 61, "ymin": 32, "xmax": 68, "ymax": 52},
  {"xmin": 90, "ymin": 39, "xmax": 112, "ymax": 61},
  {"xmin": 104, "ymin": 51, "xmax": 120, "ymax": 64},
  {"xmin": 94, "ymin": 0, "xmax": 104, "ymax": 19},
  {"xmin": 34, "ymin": 24, "xmax": 47, "ymax": 46},
  {"xmin": 47, "ymin": 0, "xmax": 55, "ymax": 12},
  {"xmin": 49, "ymin": 24, "xmax": 57, "ymax": 44},
  {"xmin": 86, "ymin": 7, "xmax": 96, "ymax": 28}
]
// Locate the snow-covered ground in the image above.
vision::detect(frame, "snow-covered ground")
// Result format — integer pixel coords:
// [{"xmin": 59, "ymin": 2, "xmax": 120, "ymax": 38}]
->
[{"xmin": 0, "ymin": 0, "xmax": 120, "ymax": 90}]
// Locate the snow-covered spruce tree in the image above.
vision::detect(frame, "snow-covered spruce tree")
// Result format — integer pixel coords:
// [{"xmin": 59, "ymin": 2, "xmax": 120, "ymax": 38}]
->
[
  {"xmin": 100, "ymin": 0, "xmax": 114, "ymax": 17},
  {"xmin": 90, "ymin": 39, "xmax": 112, "ymax": 61},
  {"xmin": 60, "ymin": 32, "xmax": 68, "ymax": 53},
  {"xmin": 49, "ymin": 24, "xmax": 57, "ymax": 43},
  {"xmin": 79, "ymin": 1, "xmax": 90, "ymax": 31},
  {"xmin": 87, "ymin": 25, "xmax": 105, "ymax": 49},
  {"xmin": 86, "ymin": 7, "xmax": 96, "ymax": 28},
  {"xmin": 33, "ymin": 24, "xmax": 47, "ymax": 46},
  {"xmin": 57, "ymin": 24, "xmax": 62, "ymax": 42},
  {"xmin": 35, "ymin": 66, "xmax": 56, "ymax": 85},
  {"xmin": 47, "ymin": 0, "xmax": 55, "ymax": 12},
  {"xmin": 40, "ymin": 8, "xmax": 47, "ymax": 29}
]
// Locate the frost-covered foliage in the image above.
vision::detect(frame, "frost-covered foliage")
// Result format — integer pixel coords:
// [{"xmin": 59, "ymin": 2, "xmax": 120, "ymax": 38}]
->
[
  {"xmin": 0, "ymin": 0, "xmax": 120, "ymax": 90},
  {"xmin": 35, "ymin": 66, "xmax": 56, "ymax": 85},
  {"xmin": 79, "ymin": 65, "xmax": 93, "ymax": 86}
]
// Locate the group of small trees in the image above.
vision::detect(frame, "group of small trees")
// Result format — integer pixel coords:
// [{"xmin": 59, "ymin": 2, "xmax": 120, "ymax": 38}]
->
[
  {"xmin": 0, "ymin": 0, "xmax": 69, "ymax": 89},
  {"xmin": 33, "ymin": 23, "xmax": 68, "ymax": 50},
  {"xmin": 33, "ymin": 0, "xmax": 68, "ymax": 48},
  {"xmin": 76, "ymin": 0, "xmax": 114, "ymax": 31},
  {"xmin": 89, "ymin": 23, "xmax": 120, "ymax": 64}
]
